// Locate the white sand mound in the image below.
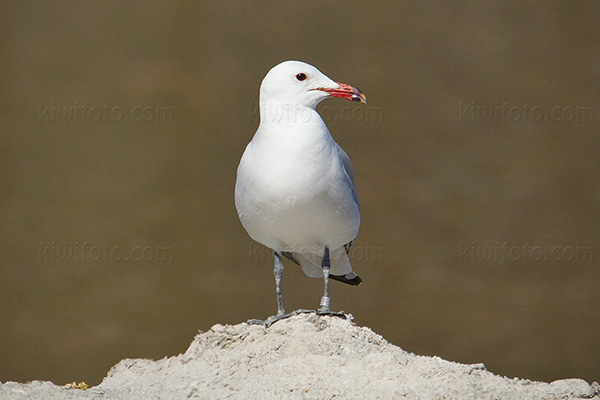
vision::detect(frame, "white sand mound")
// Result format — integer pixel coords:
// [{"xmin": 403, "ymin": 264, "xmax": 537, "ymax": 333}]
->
[{"xmin": 1, "ymin": 313, "xmax": 598, "ymax": 399}]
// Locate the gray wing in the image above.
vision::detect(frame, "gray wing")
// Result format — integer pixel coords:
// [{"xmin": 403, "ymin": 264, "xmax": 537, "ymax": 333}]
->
[
  {"xmin": 336, "ymin": 142, "xmax": 359, "ymax": 212},
  {"xmin": 336, "ymin": 142, "xmax": 359, "ymax": 247},
  {"xmin": 335, "ymin": 143, "xmax": 355, "ymax": 184}
]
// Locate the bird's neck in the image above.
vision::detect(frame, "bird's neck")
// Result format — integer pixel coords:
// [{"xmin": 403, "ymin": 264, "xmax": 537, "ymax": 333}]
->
[
  {"xmin": 255, "ymin": 100, "xmax": 333, "ymax": 152},
  {"xmin": 259, "ymin": 100, "xmax": 321, "ymax": 127}
]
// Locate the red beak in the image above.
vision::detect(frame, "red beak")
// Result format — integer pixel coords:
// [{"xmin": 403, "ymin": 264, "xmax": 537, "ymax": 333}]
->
[{"xmin": 317, "ymin": 82, "xmax": 367, "ymax": 104}]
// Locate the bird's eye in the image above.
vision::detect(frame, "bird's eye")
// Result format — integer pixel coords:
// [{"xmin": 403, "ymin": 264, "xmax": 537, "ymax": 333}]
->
[{"xmin": 295, "ymin": 73, "xmax": 307, "ymax": 81}]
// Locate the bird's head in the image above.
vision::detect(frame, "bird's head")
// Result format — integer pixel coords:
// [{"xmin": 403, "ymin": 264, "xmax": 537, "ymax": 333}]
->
[{"xmin": 259, "ymin": 60, "xmax": 366, "ymax": 109}]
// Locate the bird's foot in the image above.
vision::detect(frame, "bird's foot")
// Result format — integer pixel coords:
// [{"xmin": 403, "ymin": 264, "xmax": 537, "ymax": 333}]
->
[
  {"xmin": 319, "ymin": 296, "xmax": 331, "ymax": 314},
  {"xmin": 247, "ymin": 309, "xmax": 349, "ymax": 327},
  {"xmin": 247, "ymin": 311, "xmax": 294, "ymax": 327},
  {"xmin": 316, "ymin": 309, "xmax": 348, "ymax": 319}
]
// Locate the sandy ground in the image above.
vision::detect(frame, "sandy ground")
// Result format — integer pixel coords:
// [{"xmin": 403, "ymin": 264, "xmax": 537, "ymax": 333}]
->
[{"xmin": 1, "ymin": 312, "xmax": 598, "ymax": 400}]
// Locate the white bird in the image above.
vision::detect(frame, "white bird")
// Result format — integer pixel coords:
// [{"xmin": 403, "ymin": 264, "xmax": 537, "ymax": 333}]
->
[{"xmin": 235, "ymin": 60, "xmax": 366, "ymax": 324}]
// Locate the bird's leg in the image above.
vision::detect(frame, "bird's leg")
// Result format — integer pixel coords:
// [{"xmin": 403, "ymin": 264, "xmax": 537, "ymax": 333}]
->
[
  {"xmin": 248, "ymin": 248, "xmax": 343, "ymax": 327},
  {"xmin": 319, "ymin": 246, "xmax": 331, "ymax": 313},
  {"xmin": 250, "ymin": 252, "xmax": 288, "ymax": 327},
  {"xmin": 273, "ymin": 251, "xmax": 285, "ymax": 316}
]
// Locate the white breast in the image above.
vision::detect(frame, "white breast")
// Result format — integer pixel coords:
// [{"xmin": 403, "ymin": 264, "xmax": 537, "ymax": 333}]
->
[{"xmin": 235, "ymin": 106, "xmax": 360, "ymax": 254}]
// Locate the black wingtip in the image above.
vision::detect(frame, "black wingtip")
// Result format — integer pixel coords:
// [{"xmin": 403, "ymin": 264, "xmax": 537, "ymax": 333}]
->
[
  {"xmin": 281, "ymin": 251, "xmax": 300, "ymax": 265},
  {"xmin": 330, "ymin": 274, "xmax": 363, "ymax": 286}
]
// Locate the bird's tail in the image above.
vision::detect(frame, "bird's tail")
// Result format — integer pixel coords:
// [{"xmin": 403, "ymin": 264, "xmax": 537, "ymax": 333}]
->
[{"xmin": 281, "ymin": 248, "xmax": 362, "ymax": 286}]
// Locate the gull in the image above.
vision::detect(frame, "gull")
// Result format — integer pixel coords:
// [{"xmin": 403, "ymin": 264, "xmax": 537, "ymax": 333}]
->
[{"xmin": 235, "ymin": 60, "xmax": 366, "ymax": 325}]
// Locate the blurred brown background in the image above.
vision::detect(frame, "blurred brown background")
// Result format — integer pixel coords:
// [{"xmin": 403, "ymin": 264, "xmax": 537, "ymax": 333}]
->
[{"xmin": 1, "ymin": 1, "xmax": 599, "ymax": 386}]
